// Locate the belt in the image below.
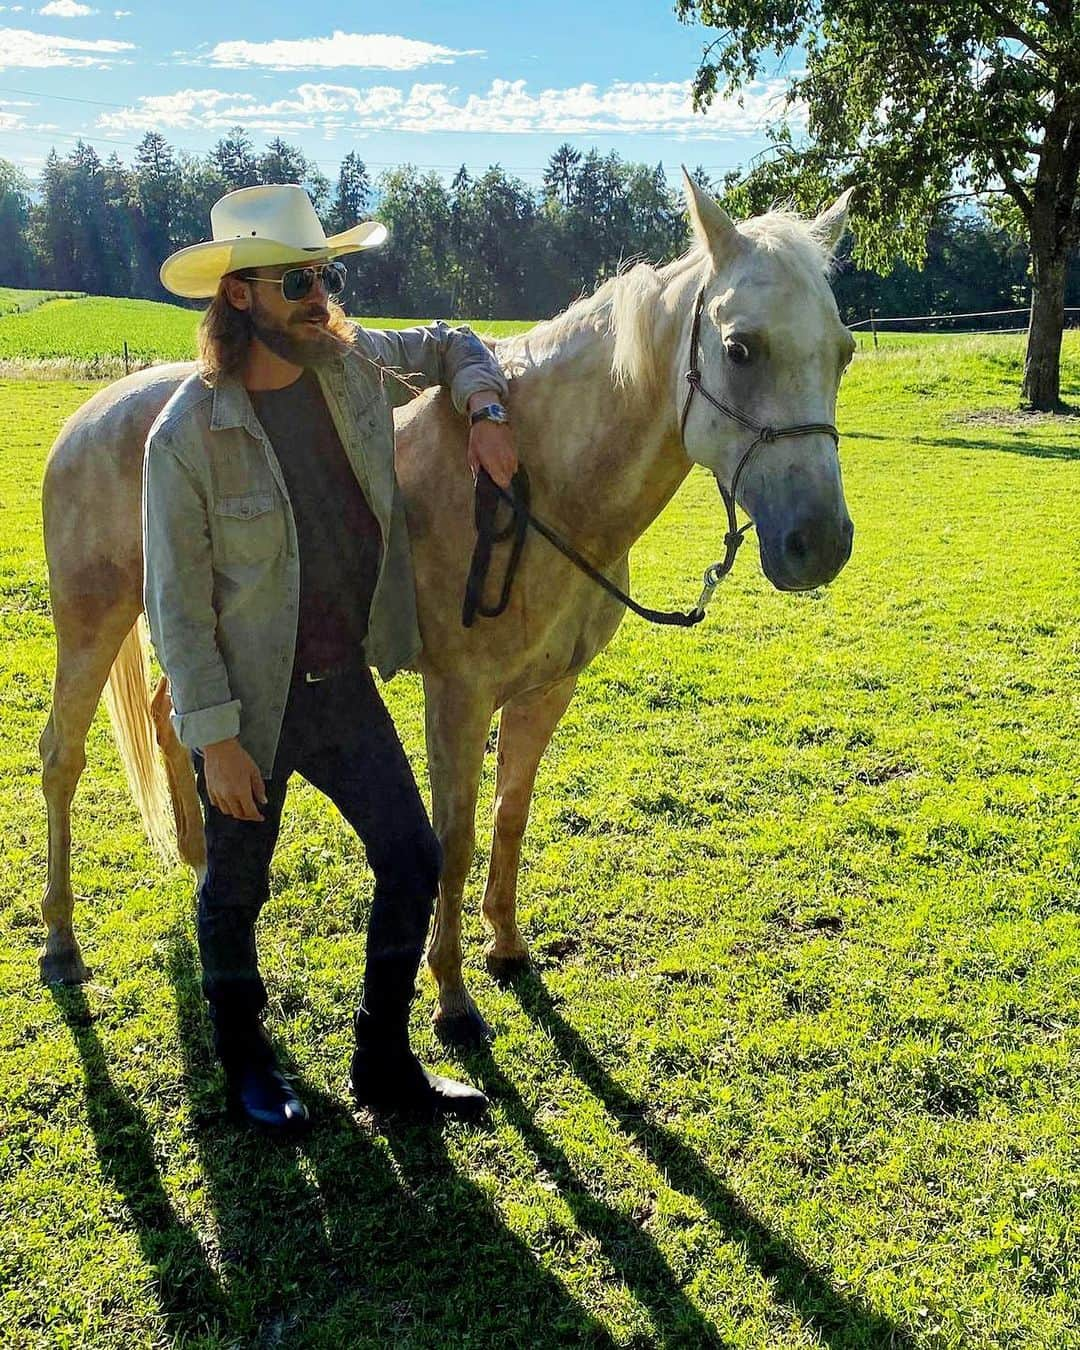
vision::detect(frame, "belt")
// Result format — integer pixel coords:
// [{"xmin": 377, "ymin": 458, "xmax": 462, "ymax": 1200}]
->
[{"xmin": 294, "ymin": 660, "xmax": 360, "ymax": 685}]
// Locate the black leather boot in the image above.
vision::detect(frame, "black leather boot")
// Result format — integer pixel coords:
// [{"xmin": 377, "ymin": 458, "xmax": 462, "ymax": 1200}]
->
[
  {"xmin": 217, "ymin": 1017, "xmax": 310, "ymax": 1136},
  {"xmin": 350, "ymin": 1007, "xmax": 489, "ymax": 1121}
]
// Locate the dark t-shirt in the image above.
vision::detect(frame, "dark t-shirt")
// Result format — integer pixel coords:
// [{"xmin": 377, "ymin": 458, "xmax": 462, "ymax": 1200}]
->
[{"xmin": 250, "ymin": 369, "xmax": 382, "ymax": 676}]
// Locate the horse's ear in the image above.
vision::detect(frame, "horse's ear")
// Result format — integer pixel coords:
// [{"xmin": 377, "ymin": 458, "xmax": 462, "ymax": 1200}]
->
[
  {"xmin": 812, "ymin": 187, "xmax": 855, "ymax": 255},
  {"xmin": 681, "ymin": 166, "xmax": 738, "ymax": 263}
]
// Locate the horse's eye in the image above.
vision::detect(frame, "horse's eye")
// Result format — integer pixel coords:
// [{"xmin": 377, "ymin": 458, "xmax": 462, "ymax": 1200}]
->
[{"xmin": 725, "ymin": 339, "xmax": 750, "ymax": 366}]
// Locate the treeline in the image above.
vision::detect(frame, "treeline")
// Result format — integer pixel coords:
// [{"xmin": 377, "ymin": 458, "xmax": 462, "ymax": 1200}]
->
[{"xmin": 0, "ymin": 127, "xmax": 1067, "ymax": 322}]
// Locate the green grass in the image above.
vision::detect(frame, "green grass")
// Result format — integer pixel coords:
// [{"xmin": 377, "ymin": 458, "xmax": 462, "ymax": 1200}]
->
[
  {"xmin": 0, "ymin": 294, "xmax": 535, "ymax": 377},
  {"xmin": 1, "ymin": 334, "xmax": 1079, "ymax": 1346},
  {"xmin": 0, "ymin": 286, "xmax": 84, "ymax": 316}
]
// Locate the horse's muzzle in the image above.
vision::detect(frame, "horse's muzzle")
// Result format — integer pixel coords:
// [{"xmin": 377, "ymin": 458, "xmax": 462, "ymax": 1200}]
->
[{"xmin": 761, "ymin": 512, "xmax": 854, "ymax": 591}]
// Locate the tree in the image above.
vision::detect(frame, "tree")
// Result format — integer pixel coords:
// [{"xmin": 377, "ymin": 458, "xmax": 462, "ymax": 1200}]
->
[
  {"xmin": 131, "ymin": 131, "xmax": 179, "ymax": 295},
  {"xmin": 676, "ymin": 0, "xmax": 1080, "ymax": 410},
  {"xmin": 210, "ymin": 126, "xmax": 259, "ymax": 191},
  {"xmin": 32, "ymin": 143, "xmax": 109, "ymax": 291},
  {"xmin": 0, "ymin": 158, "xmax": 33, "ymax": 287},
  {"xmin": 542, "ymin": 143, "xmax": 581, "ymax": 208},
  {"xmin": 254, "ymin": 135, "xmax": 329, "ymax": 215},
  {"xmin": 328, "ymin": 151, "xmax": 372, "ymax": 234}
]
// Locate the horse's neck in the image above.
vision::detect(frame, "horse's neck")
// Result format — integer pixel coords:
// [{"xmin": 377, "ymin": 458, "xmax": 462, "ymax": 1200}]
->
[{"xmin": 506, "ymin": 270, "xmax": 697, "ymax": 565}]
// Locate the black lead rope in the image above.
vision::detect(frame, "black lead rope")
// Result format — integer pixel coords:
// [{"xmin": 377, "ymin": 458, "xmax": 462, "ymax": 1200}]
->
[
  {"xmin": 461, "ymin": 284, "xmax": 840, "ymax": 630},
  {"xmin": 463, "ymin": 467, "xmax": 713, "ymax": 629},
  {"xmin": 462, "ymin": 467, "xmax": 531, "ymax": 626}
]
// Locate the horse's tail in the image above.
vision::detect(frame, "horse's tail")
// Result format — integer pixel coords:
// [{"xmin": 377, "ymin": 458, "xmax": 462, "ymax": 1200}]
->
[{"xmin": 102, "ymin": 615, "xmax": 177, "ymax": 861}]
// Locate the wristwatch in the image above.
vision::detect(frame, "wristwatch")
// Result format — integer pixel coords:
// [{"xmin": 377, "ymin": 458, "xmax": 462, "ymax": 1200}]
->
[{"xmin": 469, "ymin": 402, "xmax": 510, "ymax": 427}]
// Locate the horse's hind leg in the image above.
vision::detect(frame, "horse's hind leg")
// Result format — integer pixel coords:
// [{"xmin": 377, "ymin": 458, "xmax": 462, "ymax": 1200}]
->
[
  {"xmin": 39, "ymin": 598, "xmax": 138, "ymax": 983},
  {"xmin": 150, "ymin": 677, "xmax": 206, "ymax": 882},
  {"xmin": 482, "ymin": 675, "xmax": 578, "ymax": 982},
  {"xmin": 423, "ymin": 673, "xmax": 496, "ymax": 1045}
]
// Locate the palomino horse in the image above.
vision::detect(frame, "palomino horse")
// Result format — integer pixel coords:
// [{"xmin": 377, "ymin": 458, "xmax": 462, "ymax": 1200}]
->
[{"xmin": 38, "ymin": 175, "xmax": 856, "ymax": 1044}]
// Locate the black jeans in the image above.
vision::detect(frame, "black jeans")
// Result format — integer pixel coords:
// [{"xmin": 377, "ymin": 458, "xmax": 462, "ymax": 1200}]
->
[{"xmin": 194, "ymin": 665, "xmax": 442, "ymax": 1039}]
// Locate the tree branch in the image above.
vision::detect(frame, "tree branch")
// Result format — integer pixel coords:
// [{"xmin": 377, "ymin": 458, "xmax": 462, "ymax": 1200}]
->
[
  {"xmin": 992, "ymin": 148, "xmax": 1034, "ymax": 219},
  {"xmin": 970, "ymin": 0, "xmax": 1052, "ymax": 62}
]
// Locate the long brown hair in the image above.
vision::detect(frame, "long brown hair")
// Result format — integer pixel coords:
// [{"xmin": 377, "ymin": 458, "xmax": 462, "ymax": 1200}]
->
[{"xmin": 196, "ymin": 273, "xmax": 356, "ymax": 383}]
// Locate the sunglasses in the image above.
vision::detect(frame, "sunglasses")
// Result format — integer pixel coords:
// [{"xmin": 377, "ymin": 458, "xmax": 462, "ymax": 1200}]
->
[{"xmin": 243, "ymin": 260, "xmax": 348, "ymax": 303}]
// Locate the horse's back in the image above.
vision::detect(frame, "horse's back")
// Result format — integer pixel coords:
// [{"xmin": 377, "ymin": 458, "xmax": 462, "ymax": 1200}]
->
[
  {"xmin": 43, "ymin": 363, "xmax": 195, "ymax": 611},
  {"xmin": 45, "ymin": 362, "xmax": 195, "ymax": 483}
]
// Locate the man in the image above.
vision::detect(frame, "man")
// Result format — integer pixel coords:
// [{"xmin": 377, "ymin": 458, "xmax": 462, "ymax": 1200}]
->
[{"xmin": 144, "ymin": 183, "xmax": 516, "ymax": 1134}]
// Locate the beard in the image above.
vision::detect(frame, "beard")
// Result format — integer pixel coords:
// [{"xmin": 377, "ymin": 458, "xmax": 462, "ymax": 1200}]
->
[{"xmin": 250, "ymin": 293, "xmax": 351, "ymax": 367}]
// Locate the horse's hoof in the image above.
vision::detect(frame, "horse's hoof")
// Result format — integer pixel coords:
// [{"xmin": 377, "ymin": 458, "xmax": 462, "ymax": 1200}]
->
[
  {"xmin": 39, "ymin": 946, "xmax": 89, "ymax": 985},
  {"xmin": 486, "ymin": 951, "xmax": 531, "ymax": 984},
  {"xmin": 434, "ymin": 1007, "xmax": 494, "ymax": 1048}
]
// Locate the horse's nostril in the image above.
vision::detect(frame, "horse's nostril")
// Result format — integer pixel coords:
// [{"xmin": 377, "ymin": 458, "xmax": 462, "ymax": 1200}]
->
[{"xmin": 785, "ymin": 528, "xmax": 808, "ymax": 561}]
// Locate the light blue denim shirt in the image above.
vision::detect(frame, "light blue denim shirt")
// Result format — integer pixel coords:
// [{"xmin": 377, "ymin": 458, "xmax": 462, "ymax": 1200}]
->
[{"xmin": 143, "ymin": 321, "xmax": 507, "ymax": 777}]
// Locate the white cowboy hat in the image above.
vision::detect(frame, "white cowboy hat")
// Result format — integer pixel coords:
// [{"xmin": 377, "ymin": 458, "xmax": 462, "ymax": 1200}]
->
[{"xmin": 159, "ymin": 183, "xmax": 387, "ymax": 299}]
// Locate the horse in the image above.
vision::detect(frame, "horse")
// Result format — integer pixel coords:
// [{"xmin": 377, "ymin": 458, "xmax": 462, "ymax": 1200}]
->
[{"xmin": 37, "ymin": 173, "xmax": 856, "ymax": 1045}]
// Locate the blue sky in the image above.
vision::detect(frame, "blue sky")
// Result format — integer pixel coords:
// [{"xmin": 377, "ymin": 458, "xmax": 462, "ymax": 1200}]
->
[{"xmin": 0, "ymin": 2, "xmax": 801, "ymax": 187}]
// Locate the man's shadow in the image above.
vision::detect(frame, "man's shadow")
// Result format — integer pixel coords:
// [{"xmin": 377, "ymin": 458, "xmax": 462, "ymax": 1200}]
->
[
  {"xmin": 48, "ymin": 984, "xmax": 225, "ymax": 1341},
  {"xmin": 475, "ymin": 969, "xmax": 915, "ymax": 1350},
  {"xmin": 164, "ymin": 927, "xmax": 615, "ymax": 1346}
]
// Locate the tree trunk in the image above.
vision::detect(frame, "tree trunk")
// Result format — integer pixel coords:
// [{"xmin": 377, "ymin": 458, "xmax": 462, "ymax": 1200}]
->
[{"xmin": 1022, "ymin": 239, "xmax": 1068, "ymax": 410}]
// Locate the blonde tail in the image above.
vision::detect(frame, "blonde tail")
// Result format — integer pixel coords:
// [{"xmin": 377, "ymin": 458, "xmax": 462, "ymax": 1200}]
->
[{"xmin": 102, "ymin": 614, "xmax": 176, "ymax": 861}]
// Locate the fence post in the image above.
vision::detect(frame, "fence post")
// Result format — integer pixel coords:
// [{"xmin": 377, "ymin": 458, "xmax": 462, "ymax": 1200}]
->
[
  {"xmin": 869, "ymin": 309, "xmax": 878, "ymax": 350},
  {"xmin": 123, "ymin": 340, "xmax": 130, "ymax": 376}
]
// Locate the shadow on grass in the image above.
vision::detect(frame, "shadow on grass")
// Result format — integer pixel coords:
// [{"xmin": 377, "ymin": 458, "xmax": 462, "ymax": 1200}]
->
[
  {"xmin": 453, "ymin": 1045, "xmax": 734, "ymax": 1348},
  {"xmin": 495, "ymin": 970, "xmax": 915, "ymax": 1350},
  {"xmin": 844, "ymin": 426, "xmax": 1079, "ymax": 460},
  {"xmin": 49, "ymin": 984, "xmax": 225, "ymax": 1341},
  {"xmin": 164, "ymin": 928, "xmax": 614, "ymax": 1348}
]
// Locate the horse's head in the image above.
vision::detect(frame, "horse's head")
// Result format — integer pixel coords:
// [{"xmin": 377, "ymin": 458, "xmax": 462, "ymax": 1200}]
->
[{"xmin": 676, "ymin": 172, "xmax": 856, "ymax": 592}]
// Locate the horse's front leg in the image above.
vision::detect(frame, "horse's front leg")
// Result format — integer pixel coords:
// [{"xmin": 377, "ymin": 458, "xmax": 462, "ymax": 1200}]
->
[
  {"xmin": 423, "ymin": 673, "xmax": 496, "ymax": 1045},
  {"xmin": 482, "ymin": 675, "xmax": 578, "ymax": 981}
]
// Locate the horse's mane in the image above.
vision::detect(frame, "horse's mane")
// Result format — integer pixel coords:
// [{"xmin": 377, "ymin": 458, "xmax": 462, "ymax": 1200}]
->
[
  {"xmin": 499, "ymin": 256, "xmax": 692, "ymax": 395},
  {"xmin": 498, "ymin": 210, "xmax": 832, "ymax": 393}
]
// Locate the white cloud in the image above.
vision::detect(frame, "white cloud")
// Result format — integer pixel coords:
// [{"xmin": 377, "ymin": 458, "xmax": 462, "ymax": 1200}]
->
[
  {"xmin": 100, "ymin": 76, "xmax": 799, "ymax": 139},
  {"xmin": 114, "ymin": 6, "xmax": 130, "ymax": 12},
  {"xmin": 38, "ymin": 1, "xmax": 98, "ymax": 15},
  {"xmin": 0, "ymin": 24, "xmax": 132, "ymax": 65},
  {"xmin": 201, "ymin": 31, "xmax": 482, "ymax": 71},
  {"xmin": 0, "ymin": 96, "xmax": 59, "ymax": 132}
]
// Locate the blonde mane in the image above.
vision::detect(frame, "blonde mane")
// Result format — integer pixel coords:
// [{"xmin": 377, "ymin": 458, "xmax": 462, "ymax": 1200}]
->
[
  {"xmin": 497, "ymin": 210, "xmax": 832, "ymax": 395},
  {"xmin": 499, "ymin": 259, "xmax": 680, "ymax": 394}
]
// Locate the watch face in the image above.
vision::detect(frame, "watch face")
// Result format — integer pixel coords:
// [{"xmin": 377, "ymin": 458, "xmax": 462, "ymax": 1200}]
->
[{"xmin": 476, "ymin": 403, "xmax": 508, "ymax": 424}]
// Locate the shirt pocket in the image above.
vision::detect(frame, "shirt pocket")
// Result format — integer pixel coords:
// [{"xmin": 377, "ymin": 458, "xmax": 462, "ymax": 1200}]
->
[{"xmin": 213, "ymin": 491, "xmax": 285, "ymax": 565}]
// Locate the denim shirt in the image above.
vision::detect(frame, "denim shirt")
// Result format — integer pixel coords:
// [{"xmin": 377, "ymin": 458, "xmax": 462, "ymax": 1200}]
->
[{"xmin": 142, "ymin": 321, "xmax": 508, "ymax": 777}]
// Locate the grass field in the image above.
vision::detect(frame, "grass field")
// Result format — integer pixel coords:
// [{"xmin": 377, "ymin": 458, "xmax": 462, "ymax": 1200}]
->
[
  {"xmin": 1, "ymin": 328, "xmax": 1079, "ymax": 1347},
  {"xmin": 0, "ymin": 287, "xmax": 84, "ymax": 317},
  {"xmin": 0, "ymin": 290, "xmax": 534, "ymax": 376}
]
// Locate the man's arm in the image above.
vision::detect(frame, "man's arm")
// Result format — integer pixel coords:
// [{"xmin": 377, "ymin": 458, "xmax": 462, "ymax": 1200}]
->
[
  {"xmin": 357, "ymin": 321, "xmax": 517, "ymax": 487},
  {"xmin": 142, "ymin": 431, "xmax": 266, "ymax": 820},
  {"xmin": 358, "ymin": 320, "xmax": 508, "ymax": 413}
]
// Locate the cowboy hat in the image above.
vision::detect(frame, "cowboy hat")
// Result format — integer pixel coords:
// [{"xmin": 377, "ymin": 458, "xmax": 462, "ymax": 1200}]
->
[{"xmin": 159, "ymin": 183, "xmax": 387, "ymax": 299}]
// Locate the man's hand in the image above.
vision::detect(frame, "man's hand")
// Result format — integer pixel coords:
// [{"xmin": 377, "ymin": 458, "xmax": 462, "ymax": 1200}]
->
[
  {"xmin": 203, "ymin": 737, "xmax": 267, "ymax": 822},
  {"xmin": 466, "ymin": 393, "xmax": 517, "ymax": 488}
]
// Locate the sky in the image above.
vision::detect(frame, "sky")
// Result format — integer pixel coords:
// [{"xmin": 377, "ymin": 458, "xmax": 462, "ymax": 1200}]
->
[{"xmin": 0, "ymin": 1, "xmax": 803, "ymax": 189}]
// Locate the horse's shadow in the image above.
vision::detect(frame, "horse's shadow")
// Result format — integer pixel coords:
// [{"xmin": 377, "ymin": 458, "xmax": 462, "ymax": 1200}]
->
[{"xmin": 475, "ymin": 968, "xmax": 915, "ymax": 1350}]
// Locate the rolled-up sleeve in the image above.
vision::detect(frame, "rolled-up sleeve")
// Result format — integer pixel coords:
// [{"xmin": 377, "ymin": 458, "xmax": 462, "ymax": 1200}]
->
[
  {"xmin": 357, "ymin": 321, "xmax": 508, "ymax": 413},
  {"xmin": 142, "ymin": 429, "xmax": 241, "ymax": 751}
]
